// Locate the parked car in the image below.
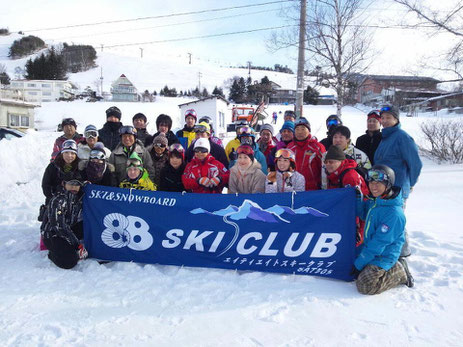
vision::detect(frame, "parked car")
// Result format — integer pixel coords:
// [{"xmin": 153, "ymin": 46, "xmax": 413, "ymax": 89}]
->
[{"xmin": 0, "ymin": 127, "xmax": 25, "ymax": 141}]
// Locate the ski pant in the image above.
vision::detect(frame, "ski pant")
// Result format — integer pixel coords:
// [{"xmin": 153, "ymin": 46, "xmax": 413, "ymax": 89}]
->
[
  {"xmin": 400, "ymin": 198, "xmax": 411, "ymax": 257},
  {"xmin": 43, "ymin": 235, "xmax": 79, "ymax": 269},
  {"xmin": 356, "ymin": 262, "xmax": 407, "ymax": 295}
]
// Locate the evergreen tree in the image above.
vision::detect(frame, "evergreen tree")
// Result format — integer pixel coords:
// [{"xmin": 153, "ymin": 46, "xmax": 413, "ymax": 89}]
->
[
  {"xmin": 303, "ymin": 85, "xmax": 319, "ymax": 105},
  {"xmin": 153, "ymin": 90, "xmax": 157, "ymax": 96},
  {"xmin": 0, "ymin": 72, "xmax": 10, "ymax": 85},
  {"xmin": 192, "ymin": 87, "xmax": 201, "ymax": 98},
  {"xmin": 212, "ymin": 86, "xmax": 224, "ymax": 97},
  {"xmin": 201, "ymin": 88, "xmax": 209, "ymax": 97}
]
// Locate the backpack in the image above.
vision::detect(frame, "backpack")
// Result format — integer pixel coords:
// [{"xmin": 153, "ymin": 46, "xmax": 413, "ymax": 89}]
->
[{"xmin": 337, "ymin": 166, "xmax": 368, "ymax": 188}]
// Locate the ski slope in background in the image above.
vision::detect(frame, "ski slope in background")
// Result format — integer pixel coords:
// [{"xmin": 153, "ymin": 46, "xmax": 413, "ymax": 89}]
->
[{"xmin": 0, "ymin": 101, "xmax": 462, "ymax": 346}]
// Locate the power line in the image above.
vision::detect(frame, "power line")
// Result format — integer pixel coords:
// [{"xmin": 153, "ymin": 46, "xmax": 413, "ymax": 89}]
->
[{"xmin": 18, "ymin": 1, "xmax": 293, "ymax": 33}]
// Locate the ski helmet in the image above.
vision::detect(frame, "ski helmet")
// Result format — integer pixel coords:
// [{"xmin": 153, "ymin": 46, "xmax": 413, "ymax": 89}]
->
[
  {"xmin": 185, "ymin": 109, "xmax": 197, "ymax": 121},
  {"xmin": 366, "ymin": 164, "xmax": 395, "ymax": 190},
  {"xmin": 119, "ymin": 125, "xmax": 137, "ymax": 137},
  {"xmin": 326, "ymin": 115, "xmax": 342, "ymax": 130},
  {"xmin": 61, "ymin": 139, "xmax": 78, "ymax": 154}
]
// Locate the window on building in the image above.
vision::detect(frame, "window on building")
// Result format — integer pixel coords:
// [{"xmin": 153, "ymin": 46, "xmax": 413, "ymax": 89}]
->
[
  {"xmin": 42, "ymin": 84, "xmax": 51, "ymax": 88},
  {"xmin": 9, "ymin": 114, "xmax": 20, "ymax": 127},
  {"xmin": 21, "ymin": 116, "xmax": 30, "ymax": 127},
  {"xmin": 27, "ymin": 83, "xmax": 36, "ymax": 88},
  {"xmin": 42, "ymin": 92, "xmax": 52, "ymax": 96},
  {"xmin": 28, "ymin": 91, "xmax": 38, "ymax": 95},
  {"xmin": 219, "ymin": 111, "xmax": 225, "ymax": 127}
]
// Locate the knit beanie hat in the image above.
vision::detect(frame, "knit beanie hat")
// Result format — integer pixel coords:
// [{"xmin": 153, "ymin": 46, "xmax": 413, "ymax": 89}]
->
[
  {"xmin": 194, "ymin": 137, "xmax": 210, "ymax": 152},
  {"xmin": 367, "ymin": 110, "xmax": 381, "ymax": 122},
  {"xmin": 332, "ymin": 125, "xmax": 351, "ymax": 139},
  {"xmin": 325, "ymin": 145, "xmax": 346, "ymax": 161},
  {"xmin": 380, "ymin": 104, "xmax": 400, "ymax": 120},
  {"xmin": 260, "ymin": 124, "xmax": 274, "ymax": 135},
  {"xmin": 106, "ymin": 106, "xmax": 122, "ymax": 120},
  {"xmin": 152, "ymin": 133, "xmax": 168, "ymax": 147},
  {"xmin": 280, "ymin": 121, "xmax": 295, "ymax": 133}
]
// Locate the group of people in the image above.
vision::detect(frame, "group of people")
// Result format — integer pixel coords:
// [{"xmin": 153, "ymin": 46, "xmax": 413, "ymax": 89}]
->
[{"xmin": 39, "ymin": 104, "xmax": 423, "ymax": 296}]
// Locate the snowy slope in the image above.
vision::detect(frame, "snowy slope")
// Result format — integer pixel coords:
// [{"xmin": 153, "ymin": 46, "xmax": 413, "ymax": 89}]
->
[{"xmin": 1, "ymin": 103, "xmax": 463, "ymax": 346}]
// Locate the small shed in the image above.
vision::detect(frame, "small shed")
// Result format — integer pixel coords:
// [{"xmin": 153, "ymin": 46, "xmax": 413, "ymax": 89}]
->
[
  {"xmin": 178, "ymin": 96, "xmax": 230, "ymax": 138},
  {"xmin": 0, "ymin": 99, "xmax": 37, "ymax": 129}
]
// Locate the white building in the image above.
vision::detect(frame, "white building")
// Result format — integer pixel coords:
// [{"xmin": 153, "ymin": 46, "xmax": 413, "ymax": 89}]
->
[
  {"xmin": 178, "ymin": 96, "xmax": 230, "ymax": 139},
  {"xmin": 0, "ymin": 98, "xmax": 37, "ymax": 129},
  {"xmin": 8, "ymin": 80, "xmax": 76, "ymax": 103},
  {"xmin": 111, "ymin": 74, "xmax": 139, "ymax": 102}
]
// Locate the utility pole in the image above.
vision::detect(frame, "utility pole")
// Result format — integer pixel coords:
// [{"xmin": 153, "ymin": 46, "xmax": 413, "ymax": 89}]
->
[
  {"xmin": 188, "ymin": 53, "xmax": 192, "ymax": 64},
  {"xmin": 139, "ymin": 48, "xmax": 144, "ymax": 58},
  {"xmin": 247, "ymin": 61, "xmax": 252, "ymax": 79},
  {"xmin": 295, "ymin": 0, "xmax": 306, "ymax": 119},
  {"xmin": 100, "ymin": 44, "xmax": 104, "ymax": 52},
  {"xmin": 198, "ymin": 72, "xmax": 202, "ymax": 93},
  {"xmin": 100, "ymin": 66, "xmax": 104, "ymax": 97}
]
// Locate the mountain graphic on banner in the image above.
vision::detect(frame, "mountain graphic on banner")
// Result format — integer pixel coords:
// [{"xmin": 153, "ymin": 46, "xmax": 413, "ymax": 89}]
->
[{"xmin": 190, "ymin": 199, "xmax": 329, "ymax": 224}]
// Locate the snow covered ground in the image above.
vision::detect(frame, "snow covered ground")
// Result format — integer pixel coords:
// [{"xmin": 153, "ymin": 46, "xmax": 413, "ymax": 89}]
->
[{"xmin": 1, "ymin": 101, "xmax": 463, "ymax": 346}]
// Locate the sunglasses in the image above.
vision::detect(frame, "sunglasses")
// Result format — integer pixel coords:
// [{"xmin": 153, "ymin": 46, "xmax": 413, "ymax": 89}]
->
[
  {"xmin": 194, "ymin": 148, "xmax": 209, "ymax": 153},
  {"xmin": 85, "ymin": 130, "xmax": 98, "ymax": 138},
  {"xmin": 154, "ymin": 143, "xmax": 167, "ymax": 148},
  {"xmin": 169, "ymin": 143, "xmax": 185, "ymax": 153},
  {"xmin": 366, "ymin": 170, "xmax": 387, "ymax": 182}
]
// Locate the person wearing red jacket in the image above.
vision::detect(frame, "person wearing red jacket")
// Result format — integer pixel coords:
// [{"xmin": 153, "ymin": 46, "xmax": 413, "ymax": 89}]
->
[
  {"xmin": 287, "ymin": 117, "xmax": 326, "ymax": 191},
  {"xmin": 182, "ymin": 138, "xmax": 230, "ymax": 193},
  {"xmin": 324, "ymin": 145, "xmax": 369, "ymax": 246}
]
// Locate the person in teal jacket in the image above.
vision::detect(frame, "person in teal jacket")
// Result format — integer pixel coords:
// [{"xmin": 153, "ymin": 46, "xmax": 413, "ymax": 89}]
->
[
  {"xmin": 352, "ymin": 165, "xmax": 414, "ymax": 295},
  {"xmin": 229, "ymin": 126, "xmax": 268, "ymax": 174},
  {"xmin": 374, "ymin": 105, "xmax": 422, "ymax": 200}
]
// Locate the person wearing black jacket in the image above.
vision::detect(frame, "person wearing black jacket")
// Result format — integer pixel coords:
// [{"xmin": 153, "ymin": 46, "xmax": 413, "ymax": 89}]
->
[
  {"xmin": 79, "ymin": 144, "xmax": 116, "ymax": 186},
  {"xmin": 159, "ymin": 143, "xmax": 187, "ymax": 192},
  {"xmin": 98, "ymin": 106, "xmax": 123, "ymax": 151},
  {"xmin": 355, "ymin": 110, "xmax": 382, "ymax": 165},
  {"xmin": 320, "ymin": 115, "xmax": 342, "ymax": 149},
  {"xmin": 132, "ymin": 112, "xmax": 151, "ymax": 145},
  {"xmin": 145, "ymin": 114, "xmax": 179, "ymax": 147},
  {"xmin": 41, "ymin": 177, "xmax": 88, "ymax": 269}
]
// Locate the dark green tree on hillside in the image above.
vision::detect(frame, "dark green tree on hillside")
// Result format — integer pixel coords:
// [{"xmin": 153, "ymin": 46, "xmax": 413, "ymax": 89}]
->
[
  {"xmin": 304, "ymin": 86, "xmax": 319, "ymax": 105},
  {"xmin": 9, "ymin": 35, "xmax": 45, "ymax": 58},
  {"xmin": 212, "ymin": 86, "xmax": 224, "ymax": 97},
  {"xmin": 25, "ymin": 47, "xmax": 67, "ymax": 80}
]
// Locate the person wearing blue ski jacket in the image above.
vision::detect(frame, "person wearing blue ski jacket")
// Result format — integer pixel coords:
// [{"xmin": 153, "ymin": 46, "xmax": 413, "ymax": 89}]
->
[
  {"xmin": 351, "ymin": 165, "xmax": 414, "ymax": 295},
  {"xmin": 374, "ymin": 105, "xmax": 422, "ymax": 200}
]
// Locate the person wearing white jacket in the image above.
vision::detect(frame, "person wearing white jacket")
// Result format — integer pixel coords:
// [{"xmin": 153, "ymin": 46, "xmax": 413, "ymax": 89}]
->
[
  {"xmin": 77, "ymin": 125, "xmax": 111, "ymax": 170},
  {"xmin": 265, "ymin": 148, "xmax": 305, "ymax": 193}
]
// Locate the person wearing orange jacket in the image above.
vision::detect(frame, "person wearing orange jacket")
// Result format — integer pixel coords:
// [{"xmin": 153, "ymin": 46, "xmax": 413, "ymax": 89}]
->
[
  {"xmin": 287, "ymin": 117, "xmax": 326, "ymax": 191},
  {"xmin": 182, "ymin": 138, "xmax": 230, "ymax": 193}
]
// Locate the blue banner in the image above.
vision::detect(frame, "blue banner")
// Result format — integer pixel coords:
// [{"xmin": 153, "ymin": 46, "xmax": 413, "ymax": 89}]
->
[{"xmin": 83, "ymin": 186, "xmax": 356, "ymax": 281}]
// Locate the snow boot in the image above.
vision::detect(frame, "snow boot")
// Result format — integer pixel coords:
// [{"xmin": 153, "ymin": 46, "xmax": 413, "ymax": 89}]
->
[{"xmin": 398, "ymin": 257, "xmax": 414, "ymax": 288}]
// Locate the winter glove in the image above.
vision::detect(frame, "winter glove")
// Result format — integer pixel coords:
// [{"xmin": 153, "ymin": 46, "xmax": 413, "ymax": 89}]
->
[
  {"xmin": 78, "ymin": 244, "xmax": 88, "ymax": 260},
  {"xmin": 209, "ymin": 177, "xmax": 221, "ymax": 187},
  {"xmin": 355, "ymin": 186, "xmax": 363, "ymax": 200},
  {"xmin": 267, "ymin": 171, "xmax": 277, "ymax": 183},
  {"xmin": 198, "ymin": 177, "xmax": 211, "ymax": 187},
  {"xmin": 350, "ymin": 265, "xmax": 361, "ymax": 279},
  {"xmin": 229, "ymin": 149, "xmax": 237, "ymax": 162}
]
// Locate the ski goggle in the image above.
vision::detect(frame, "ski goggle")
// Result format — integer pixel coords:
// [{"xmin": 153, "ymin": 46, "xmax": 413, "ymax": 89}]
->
[
  {"xmin": 237, "ymin": 145, "xmax": 254, "ymax": 156},
  {"xmin": 275, "ymin": 148, "xmax": 295, "ymax": 160},
  {"xmin": 194, "ymin": 125, "xmax": 209, "ymax": 133},
  {"xmin": 154, "ymin": 143, "xmax": 167, "ymax": 148},
  {"xmin": 119, "ymin": 126, "xmax": 137, "ymax": 136},
  {"xmin": 366, "ymin": 169, "xmax": 387, "ymax": 182},
  {"xmin": 169, "ymin": 143, "xmax": 185, "ymax": 153},
  {"xmin": 89, "ymin": 150, "xmax": 105, "ymax": 160},
  {"xmin": 85, "ymin": 130, "xmax": 98, "ymax": 138},
  {"xmin": 185, "ymin": 109, "xmax": 197, "ymax": 118},
  {"xmin": 126, "ymin": 158, "xmax": 142, "ymax": 168},
  {"xmin": 327, "ymin": 118, "xmax": 340, "ymax": 127},
  {"xmin": 198, "ymin": 116, "xmax": 212, "ymax": 124},
  {"xmin": 65, "ymin": 179, "xmax": 82, "ymax": 187},
  {"xmin": 238, "ymin": 126, "xmax": 253, "ymax": 135},
  {"xmin": 380, "ymin": 106, "xmax": 393, "ymax": 113},
  {"xmin": 62, "ymin": 140, "xmax": 78, "ymax": 151},
  {"xmin": 194, "ymin": 147, "xmax": 209, "ymax": 153}
]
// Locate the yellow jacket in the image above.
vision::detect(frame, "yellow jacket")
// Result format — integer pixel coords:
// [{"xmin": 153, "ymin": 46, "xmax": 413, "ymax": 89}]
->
[
  {"xmin": 119, "ymin": 169, "xmax": 157, "ymax": 191},
  {"xmin": 225, "ymin": 138, "xmax": 241, "ymax": 161}
]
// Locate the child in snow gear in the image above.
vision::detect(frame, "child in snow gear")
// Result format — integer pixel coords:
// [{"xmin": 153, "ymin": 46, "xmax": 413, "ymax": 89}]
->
[
  {"xmin": 176, "ymin": 109, "xmax": 197, "ymax": 149},
  {"xmin": 182, "ymin": 138, "xmax": 229, "ymax": 193},
  {"xmin": 40, "ymin": 176, "xmax": 88, "ymax": 269},
  {"xmin": 266, "ymin": 148, "xmax": 305, "ymax": 193},
  {"xmin": 98, "ymin": 106, "xmax": 123, "ymax": 151},
  {"xmin": 132, "ymin": 113, "xmax": 151, "ymax": 145},
  {"xmin": 287, "ymin": 117, "xmax": 325, "ymax": 191},
  {"xmin": 355, "ymin": 110, "xmax": 382, "ymax": 165},
  {"xmin": 353, "ymin": 165, "xmax": 414, "ymax": 295},
  {"xmin": 146, "ymin": 133, "xmax": 169, "ymax": 187},
  {"xmin": 51, "ymin": 118, "xmax": 84, "ymax": 160},
  {"xmin": 229, "ymin": 145, "xmax": 266, "ymax": 194},
  {"xmin": 119, "ymin": 152, "xmax": 156, "ymax": 191},
  {"xmin": 159, "ymin": 143, "xmax": 187, "ymax": 192}
]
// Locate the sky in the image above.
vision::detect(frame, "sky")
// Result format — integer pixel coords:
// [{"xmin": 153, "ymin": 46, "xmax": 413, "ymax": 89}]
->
[{"xmin": 0, "ymin": 0, "xmax": 459, "ymax": 80}]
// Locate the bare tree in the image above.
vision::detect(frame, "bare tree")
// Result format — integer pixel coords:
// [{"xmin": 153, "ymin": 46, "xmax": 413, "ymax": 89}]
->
[
  {"xmin": 392, "ymin": 0, "xmax": 463, "ymax": 79},
  {"xmin": 270, "ymin": 0, "xmax": 373, "ymax": 116}
]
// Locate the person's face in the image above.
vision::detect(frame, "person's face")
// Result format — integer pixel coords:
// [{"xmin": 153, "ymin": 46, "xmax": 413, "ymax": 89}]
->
[
  {"xmin": 127, "ymin": 167, "xmax": 141, "ymax": 180},
  {"xmin": 380, "ymin": 113, "xmax": 399, "ymax": 128},
  {"xmin": 107, "ymin": 116, "xmax": 119, "ymax": 123},
  {"xmin": 280, "ymin": 129, "xmax": 294, "ymax": 142},
  {"xmin": 158, "ymin": 123, "xmax": 169, "ymax": 134},
  {"xmin": 237, "ymin": 153, "xmax": 252, "ymax": 167},
  {"xmin": 133, "ymin": 118, "xmax": 146, "ymax": 129},
  {"xmin": 295, "ymin": 125, "xmax": 309, "ymax": 140},
  {"xmin": 240, "ymin": 136, "xmax": 253, "ymax": 146},
  {"xmin": 122, "ymin": 134, "xmax": 135, "ymax": 147},
  {"xmin": 64, "ymin": 183, "xmax": 81, "ymax": 194},
  {"xmin": 62, "ymin": 151, "xmax": 76, "ymax": 164},
  {"xmin": 284, "ymin": 115, "xmax": 295, "ymax": 122},
  {"xmin": 333, "ymin": 133, "xmax": 349, "ymax": 150},
  {"xmin": 277, "ymin": 158, "xmax": 291, "ymax": 171},
  {"xmin": 185, "ymin": 116, "xmax": 196, "ymax": 128},
  {"xmin": 87, "ymin": 136, "xmax": 97, "ymax": 147},
  {"xmin": 154, "ymin": 144, "xmax": 166, "ymax": 154},
  {"xmin": 170, "ymin": 155, "xmax": 182, "ymax": 169},
  {"xmin": 260, "ymin": 130, "xmax": 272, "ymax": 144},
  {"xmin": 367, "ymin": 118, "xmax": 381, "ymax": 132},
  {"xmin": 324, "ymin": 159, "xmax": 342, "ymax": 174},
  {"xmin": 369, "ymin": 180, "xmax": 387, "ymax": 197},
  {"xmin": 196, "ymin": 131, "xmax": 209, "ymax": 139},
  {"xmin": 63, "ymin": 124, "xmax": 76, "ymax": 137},
  {"xmin": 194, "ymin": 149, "xmax": 208, "ymax": 160}
]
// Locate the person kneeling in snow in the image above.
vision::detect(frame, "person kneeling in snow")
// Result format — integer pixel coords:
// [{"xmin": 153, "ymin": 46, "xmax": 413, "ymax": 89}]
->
[
  {"xmin": 352, "ymin": 165, "xmax": 414, "ymax": 295},
  {"xmin": 119, "ymin": 153, "xmax": 156, "ymax": 191},
  {"xmin": 40, "ymin": 175, "xmax": 88, "ymax": 269}
]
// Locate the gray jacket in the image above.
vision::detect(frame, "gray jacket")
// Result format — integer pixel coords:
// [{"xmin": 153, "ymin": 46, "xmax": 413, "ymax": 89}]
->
[{"xmin": 265, "ymin": 171, "xmax": 306, "ymax": 193}]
